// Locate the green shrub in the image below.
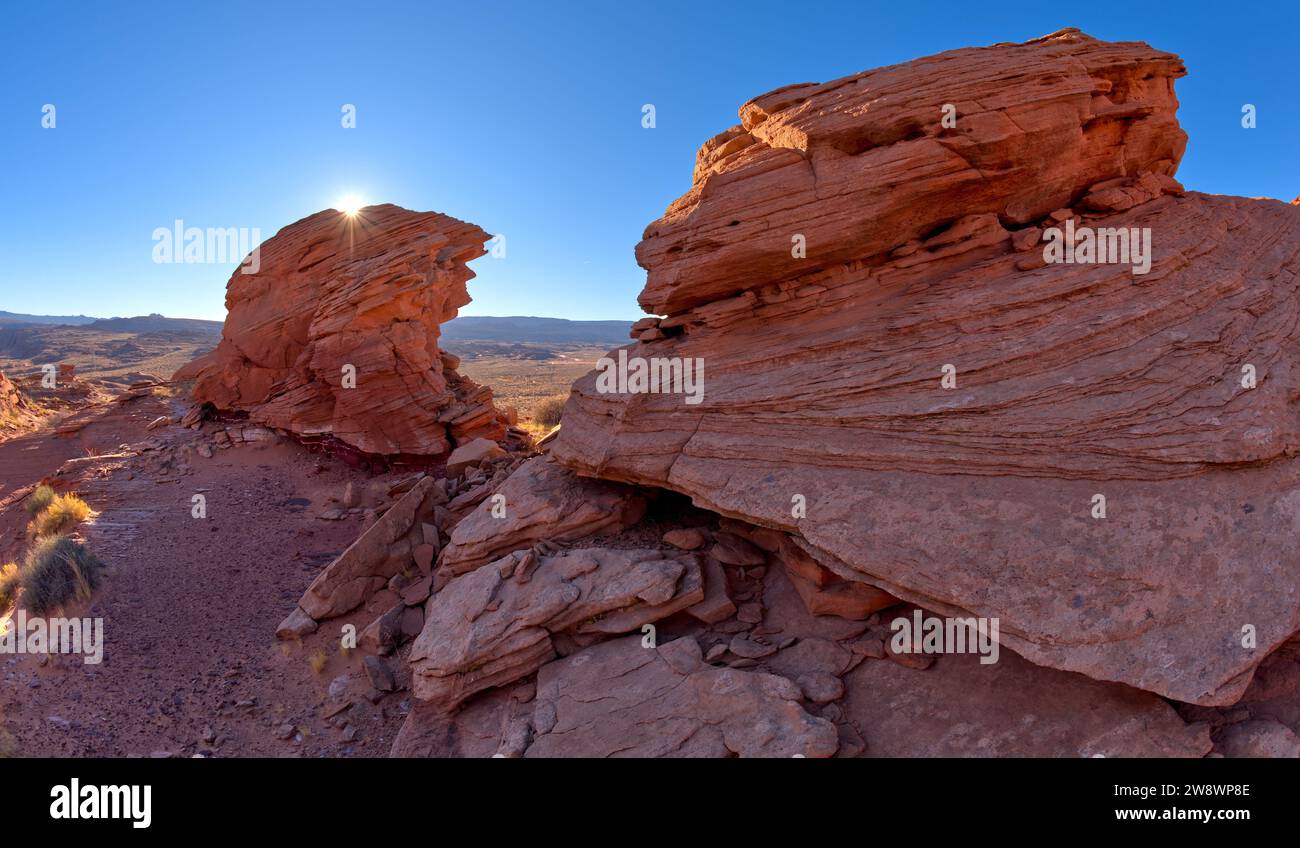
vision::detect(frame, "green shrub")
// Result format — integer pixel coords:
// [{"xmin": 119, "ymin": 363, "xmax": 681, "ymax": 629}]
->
[
  {"xmin": 532, "ymin": 395, "xmax": 568, "ymax": 428},
  {"xmin": 19, "ymin": 537, "xmax": 105, "ymax": 615},
  {"xmin": 24, "ymin": 484, "xmax": 55, "ymax": 517}
]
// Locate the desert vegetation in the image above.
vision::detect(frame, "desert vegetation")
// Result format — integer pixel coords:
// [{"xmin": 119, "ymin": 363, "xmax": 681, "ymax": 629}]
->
[
  {"xmin": 1, "ymin": 488, "xmax": 104, "ymax": 614},
  {"xmin": 17, "ymin": 536, "xmax": 105, "ymax": 616},
  {"xmin": 27, "ymin": 491, "xmax": 94, "ymax": 539}
]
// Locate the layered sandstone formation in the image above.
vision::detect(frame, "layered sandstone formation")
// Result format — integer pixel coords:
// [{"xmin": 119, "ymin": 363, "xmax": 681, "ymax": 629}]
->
[
  {"xmin": 176, "ymin": 204, "xmax": 510, "ymax": 455},
  {"xmin": 0, "ymin": 369, "xmax": 23, "ymax": 416},
  {"xmin": 552, "ymin": 28, "xmax": 1300, "ymax": 706},
  {"xmin": 0, "ymin": 369, "xmax": 38, "ymax": 437}
]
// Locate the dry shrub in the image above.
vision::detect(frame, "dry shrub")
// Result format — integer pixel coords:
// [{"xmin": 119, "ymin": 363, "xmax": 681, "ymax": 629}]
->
[
  {"xmin": 28, "ymin": 492, "xmax": 94, "ymax": 538},
  {"xmin": 531, "ymin": 394, "xmax": 568, "ymax": 428},
  {"xmin": 24, "ymin": 484, "xmax": 55, "ymax": 517},
  {"xmin": 0, "ymin": 562, "xmax": 20, "ymax": 610},
  {"xmin": 19, "ymin": 536, "xmax": 105, "ymax": 616}
]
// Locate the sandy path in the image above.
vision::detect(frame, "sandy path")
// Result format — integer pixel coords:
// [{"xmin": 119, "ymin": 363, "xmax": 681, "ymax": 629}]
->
[{"xmin": 0, "ymin": 396, "xmax": 410, "ymax": 757}]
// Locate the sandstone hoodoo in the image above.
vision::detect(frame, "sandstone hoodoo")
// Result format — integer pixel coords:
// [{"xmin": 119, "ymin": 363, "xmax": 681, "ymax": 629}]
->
[
  {"xmin": 176, "ymin": 204, "xmax": 512, "ymax": 456},
  {"xmin": 552, "ymin": 29, "xmax": 1300, "ymax": 706}
]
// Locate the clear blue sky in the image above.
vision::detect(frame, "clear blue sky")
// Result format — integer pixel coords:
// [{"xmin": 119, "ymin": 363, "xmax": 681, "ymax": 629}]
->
[{"xmin": 0, "ymin": 0, "xmax": 1295, "ymax": 321}]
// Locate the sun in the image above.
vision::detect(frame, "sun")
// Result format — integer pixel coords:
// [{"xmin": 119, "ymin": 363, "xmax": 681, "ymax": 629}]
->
[{"xmin": 336, "ymin": 194, "xmax": 366, "ymax": 216}]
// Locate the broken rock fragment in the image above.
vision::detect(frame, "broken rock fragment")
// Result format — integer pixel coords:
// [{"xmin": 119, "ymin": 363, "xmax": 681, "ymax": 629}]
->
[
  {"xmin": 525, "ymin": 635, "xmax": 839, "ymax": 758},
  {"xmin": 410, "ymin": 547, "xmax": 704, "ymax": 711},
  {"xmin": 437, "ymin": 456, "xmax": 646, "ymax": 577}
]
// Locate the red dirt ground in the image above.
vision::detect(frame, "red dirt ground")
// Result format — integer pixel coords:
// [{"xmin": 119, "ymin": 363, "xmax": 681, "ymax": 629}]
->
[{"xmin": 0, "ymin": 394, "xmax": 412, "ymax": 757}]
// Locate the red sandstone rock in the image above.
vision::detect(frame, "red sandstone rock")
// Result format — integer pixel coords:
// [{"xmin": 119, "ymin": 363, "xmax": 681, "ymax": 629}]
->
[
  {"xmin": 437, "ymin": 456, "xmax": 647, "ymax": 577},
  {"xmin": 525, "ymin": 636, "xmax": 839, "ymax": 758},
  {"xmin": 287, "ymin": 476, "xmax": 436, "ymax": 624},
  {"xmin": 551, "ymin": 30, "xmax": 1300, "ymax": 705},
  {"xmin": 841, "ymin": 648, "xmax": 1210, "ymax": 757},
  {"xmin": 410, "ymin": 547, "xmax": 704, "ymax": 711},
  {"xmin": 176, "ymin": 204, "xmax": 509, "ymax": 455},
  {"xmin": 0, "ymin": 370, "xmax": 26, "ymax": 417},
  {"xmin": 634, "ymin": 28, "xmax": 1186, "ymax": 315}
]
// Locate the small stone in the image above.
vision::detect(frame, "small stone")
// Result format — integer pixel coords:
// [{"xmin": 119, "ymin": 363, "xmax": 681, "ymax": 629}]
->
[
  {"xmin": 328, "ymin": 673, "xmax": 352, "ymax": 699},
  {"xmin": 736, "ymin": 602, "xmax": 764, "ymax": 624},
  {"xmin": 275, "ymin": 606, "xmax": 318, "ymax": 640},
  {"xmin": 1011, "ymin": 227, "xmax": 1042, "ymax": 252},
  {"xmin": 797, "ymin": 672, "xmax": 845, "ymax": 704},
  {"xmin": 398, "ymin": 606, "xmax": 425, "ymax": 640},
  {"xmin": 400, "ymin": 576, "xmax": 432, "ymax": 606},
  {"xmin": 412, "ymin": 543, "xmax": 435, "ymax": 575},
  {"xmin": 363, "ymin": 655, "xmax": 396, "ymax": 693},
  {"xmin": 849, "ymin": 638, "xmax": 886, "ymax": 659},
  {"xmin": 729, "ymin": 635, "xmax": 777, "ymax": 659},
  {"xmin": 884, "ymin": 643, "xmax": 935, "ymax": 670},
  {"xmin": 446, "ymin": 438, "xmax": 507, "ymax": 478},
  {"xmin": 275, "ymin": 723, "xmax": 295, "ymax": 740},
  {"xmin": 710, "ymin": 532, "xmax": 766, "ymax": 566},
  {"xmin": 662, "ymin": 528, "xmax": 706, "ymax": 550}
]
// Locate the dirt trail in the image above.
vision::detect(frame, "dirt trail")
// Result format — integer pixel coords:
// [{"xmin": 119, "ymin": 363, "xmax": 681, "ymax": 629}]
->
[{"xmin": 0, "ymin": 396, "xmax": 410, "ymax": 757}]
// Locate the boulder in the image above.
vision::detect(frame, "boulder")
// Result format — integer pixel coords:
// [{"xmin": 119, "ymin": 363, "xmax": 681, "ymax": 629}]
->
[
  {"xmin": 274, "ymin": 606, "xmax": 318, "ymax": 640},
  {"xmin": 1217, "ymin": 720, "xmax": 1300, "ymax": 759},
  {"xmin": 445, "ymin": 437, "xmax": 506, "ymax": 478},
  {"xmin": 437, "ymin": 456, "xmax": 647, "ymax": 577},
  {"xmin": 841, "ymin": 645, "xmax": 1211, "ymax": 757},
  {"xmin": 296, "ymin": 476, "xmax": 434, "ymax": 620},
  {"xmin": 551, "ymin": 30, "xmax": 1300, "ymax": 705},
  {"xmin": 410, "ymin": 547, "xmax": 704, "ymax": 711},
  {"xmin": 175, "ymin": 204, "xmax": 509, "ymax": 455},
  {"xmin": 525, "ymin": 635, "xmax": 839, "ymax": 758}
]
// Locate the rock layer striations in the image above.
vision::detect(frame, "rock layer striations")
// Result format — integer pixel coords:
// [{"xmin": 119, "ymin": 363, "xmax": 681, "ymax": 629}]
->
[
  {"xmin": 552, "ymin": 29, "xmax": 1300, "ymax": 705},
  {"xmin": 177, "ymin": 204, "xmax": 508, "ymax": 455}
]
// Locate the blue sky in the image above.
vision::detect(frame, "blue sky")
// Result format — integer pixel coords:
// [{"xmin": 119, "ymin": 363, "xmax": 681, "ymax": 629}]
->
[{"xmin": 0, "ymin": 0, "xmax": 1295, "ymax": 321}]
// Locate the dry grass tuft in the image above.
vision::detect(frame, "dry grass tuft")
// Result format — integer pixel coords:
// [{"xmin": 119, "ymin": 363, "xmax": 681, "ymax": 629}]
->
[
  {"xmin": 0, "ymin": 562, "xmax": 20, "ymax": 610},
  {"xmin": 27, "ymin": 492, "xmax": 94, "ymax": 539},
  {"xmin": 19, "ymin": 536, "xmax": 105, "ymax": 616},
  {"xmin": 24, "ymin": 484, "xmax": 55, "ymax": 517}
]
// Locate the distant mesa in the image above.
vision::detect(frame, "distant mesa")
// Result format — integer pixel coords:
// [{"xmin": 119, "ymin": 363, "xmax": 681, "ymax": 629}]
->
[
  {"xmin": 175, "ymin": 204, "xmax": 512, "ymax": 456},
  {"xmin": 0, "ymin": 311, "xmax": 98, "ymax": 326},
  {"xmin": 441, "ymin": 316, "xmax": 633, "ymax": 345},
  {"xmin": 86, "ymin": 314, "xmax": 222, "ymax": 334}
]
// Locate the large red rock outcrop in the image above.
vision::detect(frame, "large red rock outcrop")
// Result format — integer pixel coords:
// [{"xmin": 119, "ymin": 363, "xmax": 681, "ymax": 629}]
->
[
  {"xmin": 0, "ymin": 369, "xmax": 37, "ymax": 437},
  {"xmin": 551, "ymin": 29, "xmax": 1300, "ymax": 706},
  {"xmin": 0, "ymin": 369, "xmax": 23, "ymax": 416},
  {"xmin": 176, "ymin": 204, "xmax": 509, "ymax": 455}
]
